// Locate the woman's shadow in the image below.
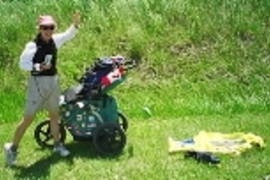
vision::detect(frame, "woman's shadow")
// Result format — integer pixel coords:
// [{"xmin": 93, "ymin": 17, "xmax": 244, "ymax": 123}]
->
[{"xmin": 13, "ymin": 141, "xmax": 125, "ymax": 179}]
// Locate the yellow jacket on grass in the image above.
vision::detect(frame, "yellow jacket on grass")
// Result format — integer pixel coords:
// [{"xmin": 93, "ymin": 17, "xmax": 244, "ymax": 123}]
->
[{"xmin": 168, "ymin": 131, "xmax": 265, "ymax": 155}]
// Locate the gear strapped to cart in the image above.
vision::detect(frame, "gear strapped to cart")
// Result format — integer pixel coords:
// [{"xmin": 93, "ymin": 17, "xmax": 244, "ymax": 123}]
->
[{"xmin": 34, "ymin": 55, "xmax": 137, "ymax": 156}]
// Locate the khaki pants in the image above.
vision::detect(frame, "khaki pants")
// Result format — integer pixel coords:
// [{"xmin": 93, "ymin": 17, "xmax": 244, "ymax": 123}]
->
[{"xmin": 24, "ymin": 75, "xmax": 61, "ymax": 116}]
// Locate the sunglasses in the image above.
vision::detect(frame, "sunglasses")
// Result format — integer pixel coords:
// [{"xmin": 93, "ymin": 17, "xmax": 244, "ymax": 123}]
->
[{"xmin": 40, "ymin": 26, "xmax": 55, "ymax": 31}]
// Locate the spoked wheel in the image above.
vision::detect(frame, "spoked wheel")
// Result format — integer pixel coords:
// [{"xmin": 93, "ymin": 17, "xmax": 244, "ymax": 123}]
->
[
  {"xmin": 34, "ymin": 120, "xmax": 66, "ymax": 148},
  {"xmin": 93, "ymin": 123, "xmax": 126, "ymax": 156},
  {"xmin": 118, "ymin": 111, "xmax": 128, "ymax": 131}
]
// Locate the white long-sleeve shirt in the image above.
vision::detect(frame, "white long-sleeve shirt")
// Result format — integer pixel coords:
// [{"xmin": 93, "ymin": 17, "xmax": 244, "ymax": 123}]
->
[{"xmin": 19, "ymin": 25, "xmax": 78, "ymax": 71}]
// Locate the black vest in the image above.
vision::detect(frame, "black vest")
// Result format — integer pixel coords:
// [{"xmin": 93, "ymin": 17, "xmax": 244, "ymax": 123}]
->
[{"xmin": 31, "ymin": 33, "xmax": 58, "ymax": 76}]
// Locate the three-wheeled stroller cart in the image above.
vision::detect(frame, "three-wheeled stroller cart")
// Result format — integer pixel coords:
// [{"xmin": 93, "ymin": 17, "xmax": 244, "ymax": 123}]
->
[{"xmin": 34, "ymin": 55, "xmax": 136, "ymax": 156}]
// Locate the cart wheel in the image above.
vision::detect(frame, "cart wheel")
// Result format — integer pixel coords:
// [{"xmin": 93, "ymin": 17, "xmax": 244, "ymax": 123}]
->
[
  {"xmin": 34, "ymin": 120, "xmax": 66, "ymax": 148},
  {"xmin": 118, "ymin": 112, "xmax": 128, "ymax": 131},
  {"xmin": 93, "ymin": 123, "xmax": 126, "ymax": 156}
]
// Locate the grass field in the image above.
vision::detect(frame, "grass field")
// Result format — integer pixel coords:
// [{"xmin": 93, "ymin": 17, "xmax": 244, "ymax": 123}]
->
[
  {"xmin": 1, "ymin": 113, "xmax": 269, "ymax": 180},
  {"xmin": 0, "ymin": 0, "xmax": 270, "ymax": 179}
]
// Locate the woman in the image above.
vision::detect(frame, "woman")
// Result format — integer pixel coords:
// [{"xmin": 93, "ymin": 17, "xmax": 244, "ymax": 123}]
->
[{"xmin": 4, "ymin": 12, "xmax": 80, "ymax": 166}]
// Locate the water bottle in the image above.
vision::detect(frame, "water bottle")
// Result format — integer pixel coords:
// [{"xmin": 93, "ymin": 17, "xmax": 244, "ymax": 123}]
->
[{"xmin": 44, "ymin": 54, "xmax": 52, "ymax": 65}]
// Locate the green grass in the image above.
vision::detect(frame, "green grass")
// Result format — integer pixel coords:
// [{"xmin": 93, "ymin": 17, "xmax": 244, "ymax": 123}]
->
[
  {"xmin": 1, "ymin": 113, "xmax": 269, "ymax": 180},
  {"xmin": 1, "ymin": 0, "xmax": 270, "ymax": 179},
  {"xmin": 1, "ymin": 0, "xmax": 270, "ymax": 120}
]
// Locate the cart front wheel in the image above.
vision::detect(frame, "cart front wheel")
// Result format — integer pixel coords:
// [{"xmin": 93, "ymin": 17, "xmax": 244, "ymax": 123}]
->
[{"xmin": 118, "ymin": 112, "xmax": 128, "ymax": 131}]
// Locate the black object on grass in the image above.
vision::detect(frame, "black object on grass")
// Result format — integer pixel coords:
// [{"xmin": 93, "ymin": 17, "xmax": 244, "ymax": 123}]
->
[{"xmin": 184, "ymin": 151, "xmax": 220, "ymax": 165}]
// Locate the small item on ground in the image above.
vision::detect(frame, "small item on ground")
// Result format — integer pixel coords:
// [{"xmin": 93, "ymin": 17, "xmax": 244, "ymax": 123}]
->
[{"xmin": 184, "ymin": 151, "xmax": 220, "ymax": 165}]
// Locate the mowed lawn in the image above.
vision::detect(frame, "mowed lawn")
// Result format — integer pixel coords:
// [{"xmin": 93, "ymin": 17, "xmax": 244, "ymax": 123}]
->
[{"xmin": 0, "ymin": 113, "xmax": 269, "ymax": 180}]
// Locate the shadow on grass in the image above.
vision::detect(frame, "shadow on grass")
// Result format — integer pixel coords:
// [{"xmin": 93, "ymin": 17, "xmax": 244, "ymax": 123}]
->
[
  {"xmin": 11, "ymin": 141, "xmax": 125, "ymax": 179},
  {"xmin": 66, "ymin": 140, "xmax": 125, "ymax": 160},
  {"xmin": 12, "ymin": 154, "xmax": 63, "ymax": 179}
]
